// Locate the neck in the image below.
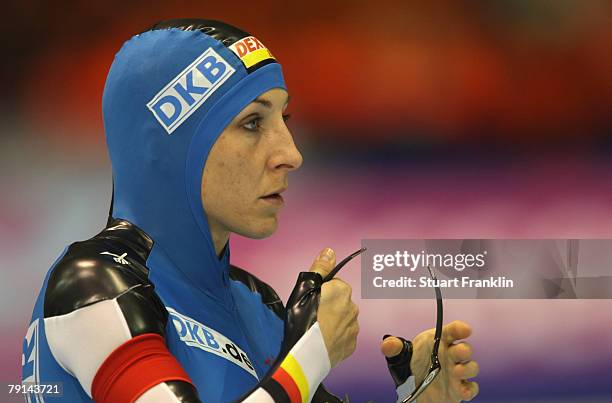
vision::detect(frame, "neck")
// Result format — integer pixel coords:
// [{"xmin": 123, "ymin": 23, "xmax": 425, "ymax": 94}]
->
[{"xmin": 209, "ymin": 222, "xmax": 230, "ymax": 257}]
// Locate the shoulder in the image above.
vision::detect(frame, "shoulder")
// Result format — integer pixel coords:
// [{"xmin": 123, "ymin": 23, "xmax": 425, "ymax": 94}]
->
[
  {"xmin": 43, "ymin": 219, "xmax": 161, "ymax": 323},
  {"xmin": 229, "ymin": 264, "xmax": 284, "ymax": 319},
  {"xmin": 39, "ymin": 220, "xmax": 200, "ymax": 400}
]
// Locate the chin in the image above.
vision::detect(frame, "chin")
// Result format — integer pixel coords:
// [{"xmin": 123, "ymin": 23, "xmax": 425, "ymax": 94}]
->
[{"xmin": 237, "ymin": 217, "xmax": 278, "ymax": 239}]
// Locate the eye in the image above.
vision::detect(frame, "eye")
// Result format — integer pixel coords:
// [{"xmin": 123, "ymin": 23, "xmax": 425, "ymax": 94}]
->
[
  {"xmin": 243, "ymin": 117, "xmax": 262, "ymax": 132},
  {"xmin": 282, "ymin": 113, "xmax": 291, "ymax": 123}
]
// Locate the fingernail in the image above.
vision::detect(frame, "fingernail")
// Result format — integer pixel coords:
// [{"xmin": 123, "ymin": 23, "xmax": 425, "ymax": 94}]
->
[{"xmin": 319, "ymin": 247, "xmax": 334, "ymax": 262}]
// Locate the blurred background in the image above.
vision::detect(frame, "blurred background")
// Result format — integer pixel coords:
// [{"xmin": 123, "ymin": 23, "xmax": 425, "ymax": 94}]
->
[{"xmin": 2, "ymin": 1, "xmax": 612, "ymax": 401}]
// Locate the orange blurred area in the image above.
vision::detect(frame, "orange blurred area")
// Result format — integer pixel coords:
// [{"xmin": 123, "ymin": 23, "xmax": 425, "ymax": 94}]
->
[{"xmin": 5, "ymin": 0, "xmax": 612, "ymax": 147}]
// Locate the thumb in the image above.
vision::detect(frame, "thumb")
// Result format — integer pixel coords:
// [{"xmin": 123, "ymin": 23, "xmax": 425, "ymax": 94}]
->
[
  {"xmin": 381, "ymin": 336, "xmax": 404, "ymax": 358},
  {"xmin": 309, "ymin": 247, "xmax": 336, "ymax": 278}
]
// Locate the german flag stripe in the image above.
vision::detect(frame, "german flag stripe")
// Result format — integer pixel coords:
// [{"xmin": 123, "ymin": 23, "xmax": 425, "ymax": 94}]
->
[
  {"xmin": 241, "ymin": 48, "xmax": 275, "ymax": 68},
  {"xmin": 271, "ymin": 366, "xmax": 302, "ymax": 403},
  {"xmin": 262, "ymin": 377, "xmax": 291, "ymax": 403},
  {"xmin": 263, "ymin": 323, "xmax": 331, "ymax": 403},
  {"xmin": 280, "ymin": 354, "xmax": 309, "ymax": 402}
]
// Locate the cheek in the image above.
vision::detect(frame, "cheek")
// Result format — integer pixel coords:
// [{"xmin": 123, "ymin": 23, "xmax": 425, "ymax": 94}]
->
[
  {"xmin": 215, "ymin": 151, "xmax": 255, "ymax": 212},
  {"xmin": 202, "ymin": 140, "xmax": 274, "ymax": 237},
  {"xmin": 227, "ymin": 152, "xmax": 250, "ymax": 198}
]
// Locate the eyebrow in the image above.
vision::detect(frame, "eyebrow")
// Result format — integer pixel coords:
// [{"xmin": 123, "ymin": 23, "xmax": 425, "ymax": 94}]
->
[{"xmin": 252, "ymin": 95, "xmax": 291, "ymax": 109}]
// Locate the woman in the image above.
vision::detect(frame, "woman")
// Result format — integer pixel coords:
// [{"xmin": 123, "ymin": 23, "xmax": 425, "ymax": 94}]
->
[{"xmin": 22, "ymin": 19, "xmax": 478, "ymax": 402}]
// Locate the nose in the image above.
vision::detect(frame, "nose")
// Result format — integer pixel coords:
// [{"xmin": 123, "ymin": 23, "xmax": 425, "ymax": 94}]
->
[{"xmin": 267, "ymin": 121, "xmax": 303, "ymax": 172}]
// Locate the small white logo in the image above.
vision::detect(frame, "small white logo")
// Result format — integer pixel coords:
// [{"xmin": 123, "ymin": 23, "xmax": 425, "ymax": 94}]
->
[{"xmin": 100, "ymin": 252, "xmax": 129, "ymax": 265}]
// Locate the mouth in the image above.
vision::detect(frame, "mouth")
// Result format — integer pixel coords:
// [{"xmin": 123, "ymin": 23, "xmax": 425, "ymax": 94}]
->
[{"xmin": 260, "ymin": 188, "xmax": 287, "ymax": 206}]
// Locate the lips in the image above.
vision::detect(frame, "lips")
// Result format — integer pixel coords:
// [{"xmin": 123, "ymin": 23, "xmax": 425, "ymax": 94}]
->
[
  {"xmin": 260, "ymin": 188, "xmax": 287, "ymax": 206},
  {"xmin": 261, "ymin": 193, "xmax": 284, "ymax": 204}
]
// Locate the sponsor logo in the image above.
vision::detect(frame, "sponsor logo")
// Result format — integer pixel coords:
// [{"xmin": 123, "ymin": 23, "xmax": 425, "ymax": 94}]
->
[
  {"xmin": 100, "ymin": 251, "xmax": 129, "ymax": 265},
  {"xmin": 167, "ymin": 307, "xmax": 258, "ymax": 379},
  {"xmin": 147, "ymin": 48, "xmax": 235, "ymax": 134},
  {"xmin": 229, "ymin": 36, "xmax": 275, "ymax": 68}
]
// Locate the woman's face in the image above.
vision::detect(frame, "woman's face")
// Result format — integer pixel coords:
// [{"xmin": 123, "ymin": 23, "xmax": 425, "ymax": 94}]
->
[{"xmin": 201, "ymin": 88, "xmax": 302, "ymax": 241}]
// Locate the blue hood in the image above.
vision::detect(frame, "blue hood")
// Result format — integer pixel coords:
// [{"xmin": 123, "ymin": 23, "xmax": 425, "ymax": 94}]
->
[{"xmin": 102, "ymin": 28, "xmax": 286, "ymax": 297}]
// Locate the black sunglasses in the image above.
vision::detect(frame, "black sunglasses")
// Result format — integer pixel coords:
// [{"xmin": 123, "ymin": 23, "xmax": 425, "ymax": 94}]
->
[{"xmin": 327, "ymin": 250, "xmax": 443, "ymax": 403}]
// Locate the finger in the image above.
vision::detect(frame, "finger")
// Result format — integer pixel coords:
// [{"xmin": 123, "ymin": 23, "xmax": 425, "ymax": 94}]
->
[
  {"xmin": 447, "ymin": 342, "xmax": 472, "ymax": 363},
  {"xmin": 331, "ymin": 277, "xmax": 352, "ymax": 298},
  {"xmin": 380, "ymin": 336, "xmax": 403, "ymax": 358},
  {"xmin": 460, "ymin": 380, "xmax": 479, "ymax": 401},
  {"xmin": 309, "ymin": 248, "xmax": 336, "ymax": 278},
  {"xmin": 331, "ymin": 276, "xmax": 350, "ymax": 287},
  {"xmin": 442, "ymin": 320, "xmax": 472, "ymax": 344},
  {"xmin": 453, "ymin": 360, "xmax": 479, "ymax": 380}
]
